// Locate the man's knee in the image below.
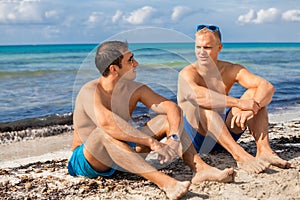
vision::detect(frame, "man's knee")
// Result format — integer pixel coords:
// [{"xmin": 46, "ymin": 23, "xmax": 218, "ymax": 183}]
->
[
  {"xmin": 84, "ymin": 128, "xmax": 113, "ymax": 151},
  {"xmin": 146, "ymin": 114, "xmax": 169, "ymax": 135}
]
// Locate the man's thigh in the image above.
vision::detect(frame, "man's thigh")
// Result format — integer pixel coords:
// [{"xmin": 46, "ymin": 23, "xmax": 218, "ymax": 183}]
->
[
  {"xmin": 142, "ymin": 114, "xmax": 168, "ymax": 139},
  {"xmin": 83, "ymin": 128, "xmax": 115, "ymax": 171}
]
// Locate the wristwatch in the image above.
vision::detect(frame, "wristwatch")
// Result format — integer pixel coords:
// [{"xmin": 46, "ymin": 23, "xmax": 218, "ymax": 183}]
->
[{"xmin": 167, "ymin": 134, "xmax": 180, "ymax": 142}]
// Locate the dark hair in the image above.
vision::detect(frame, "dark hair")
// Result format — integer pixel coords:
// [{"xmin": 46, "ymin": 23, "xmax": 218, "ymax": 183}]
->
[{"xmin": 95, "ymin": 41, "xmax": 129, "ymax": 77}]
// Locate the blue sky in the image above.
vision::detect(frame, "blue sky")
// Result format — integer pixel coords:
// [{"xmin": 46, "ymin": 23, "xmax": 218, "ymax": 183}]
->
[{"xmin": 0, "ymin": 0, "xmax": 299, "ymax": 45}]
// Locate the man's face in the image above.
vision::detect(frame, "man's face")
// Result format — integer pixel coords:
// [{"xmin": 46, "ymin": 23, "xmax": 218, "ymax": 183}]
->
[
  {"xmin": 119, "ymin": 51, "xmax": 139, "ymax": 80},
  {"xmin": 195, "ymin": 32, "xmax": 222, "ymax": 64}
]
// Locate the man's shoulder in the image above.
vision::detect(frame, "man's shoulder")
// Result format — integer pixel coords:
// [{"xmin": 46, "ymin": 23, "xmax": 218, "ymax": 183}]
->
[
  {"xmin": 76, "ymin": 79, "xmax": 98, "ymax": 98},
  {"xmin": 122, "ymin": 80, "xmax": 145, "ymax": 90},
  {"xmin": 179, "ymin": 63, "xmax": 197, "ymax": 76},
  {"xmin": 219, "ymin": 60, "xmax": 243, "ymax": 69},
  {"xmin": 81, "ymin": 79, "xmax": 98, "ymax": 90}
]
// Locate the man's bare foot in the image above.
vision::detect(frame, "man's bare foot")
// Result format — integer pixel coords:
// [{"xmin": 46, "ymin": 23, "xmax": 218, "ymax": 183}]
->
[
  {"xmin": 191, "ymin": 167, "xmax": 236, "ymax": 184},
  {"xmin": 259, "ymin": 153, "xmax": 291, "ymax": 169},
  {"xmin": 237, "ymin": 157, "xmax": 270, "ymax": 173},
  {"xmin": 162, "ymin": 181, "xmax": 190, "ymax": 200}
]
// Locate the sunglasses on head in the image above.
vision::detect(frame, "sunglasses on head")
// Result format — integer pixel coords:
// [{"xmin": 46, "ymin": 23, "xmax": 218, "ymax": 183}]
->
[
  {"xmin": 196, "ymin": 24, "xmax": 221, "ymax": 41},
  {"xmin": 197, "ymin": 24, "xmax": 219, "ymax": 32}
]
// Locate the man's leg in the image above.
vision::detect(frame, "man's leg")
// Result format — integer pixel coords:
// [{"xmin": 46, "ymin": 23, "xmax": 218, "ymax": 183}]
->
[
  {"xmin": 139, "ymin": 114, "xmax": 236, "ymax": 183},
  {"xmin": 135, "ymin": 115, "xmax": 169, "ymax": 155},
  {"xmin": 226, "ymin": 88, "xmax": 290, "ymax": 170},
  {"xmin": 227, "ymin": 88, "xmax": 290, "ymax": 169},
  {"xmin": 198, "ymin": 108, "xmax": 269, "ymax": 173},
  {"xmin": 244, "ymin": 107, "xmax": 291, "ymax": 168},
  {"xmin": 84, "ymin": 127, "xmax": 190, "ymax": 200},
  {"xmin": 179, "ymin": 129, "xmax": 236, "ymax": 184}
]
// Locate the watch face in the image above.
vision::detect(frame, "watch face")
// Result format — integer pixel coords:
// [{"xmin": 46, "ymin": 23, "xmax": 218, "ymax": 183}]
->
[{"xmin": 170, "ymin": 134, "xmax": 180, "ymax": 141}]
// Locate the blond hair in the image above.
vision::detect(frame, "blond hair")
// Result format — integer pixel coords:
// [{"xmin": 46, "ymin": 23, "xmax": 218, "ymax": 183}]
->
[{"xmin": 196, "ymin": 28, "xmax": 222, "ymax": 43}]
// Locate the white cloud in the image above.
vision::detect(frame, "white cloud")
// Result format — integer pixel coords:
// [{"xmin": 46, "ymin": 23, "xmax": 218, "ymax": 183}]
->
[
  {"xmin": 254, "ymin": 8, "xmax": 279, "ymax": 24},
  {"xmin": 45, "ymin": 10, "xmax": 59, "ymax": 19},
  {"xmin": 0, "ymin": 1, "xmax": 42, "ymax": 23},
  {"xmin": 123, "ymin": 6, "xmax": 156, "ymax": 25},
  {"xmin": 87, "ymin": 12, "xmax": 102, "ymax": 24},
  {"xmin": 85, "ymin": 11, "xmax": 105, "ymax": 28},
  {"xmin": 282, "ymin": 9, "xmax": 300, "ymax": 22},
  {"xmin": 171, "ymin": 6, "xmax": 191, "ymax": 21},
  {"xmin": 238, "ymin": 8, "xmax": 280, "ymax": 24},
  {"xmin": 0, "ymin": 0, "xmax": 59, "ymax": 24},
  {"xmin": 238, "ymin": 9, "xmax": 255, "ymax": 24},
  {"xmin": 112, "ymin": 10, "xmax": 122, "ymax": 23}
]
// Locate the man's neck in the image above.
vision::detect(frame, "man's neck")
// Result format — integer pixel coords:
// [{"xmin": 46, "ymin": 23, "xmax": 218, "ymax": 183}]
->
[
  {"xmin": 196, "ymin": 59, "xmax": 220, "ymax": 77},
  {"xmin": 98, "ymin": 76, "xmax": 118, "ymax": 95}
]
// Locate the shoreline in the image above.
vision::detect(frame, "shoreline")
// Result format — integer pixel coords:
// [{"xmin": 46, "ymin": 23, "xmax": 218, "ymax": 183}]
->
[
  {"xmin": 0, "ymin": 108, "xmax": 299, "ymax": 143},
  {"xmin": 0, "ymin": 116, "xmax": 299, "ymax": 199}
]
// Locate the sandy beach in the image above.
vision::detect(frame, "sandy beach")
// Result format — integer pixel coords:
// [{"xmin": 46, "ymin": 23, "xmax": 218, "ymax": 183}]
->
[{"xmin": 0, "ymin": 114, "xmax": 299, "ymax": 200}]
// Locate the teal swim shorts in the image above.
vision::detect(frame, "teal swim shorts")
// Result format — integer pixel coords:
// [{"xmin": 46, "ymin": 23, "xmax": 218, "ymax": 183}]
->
[
  {"xmin": 68, "ymin": 141, "xmax": 136, "ymax": 178},
  {"xmin": 68, "ymin": 144, "xmax": 117, "ymax": 178}
]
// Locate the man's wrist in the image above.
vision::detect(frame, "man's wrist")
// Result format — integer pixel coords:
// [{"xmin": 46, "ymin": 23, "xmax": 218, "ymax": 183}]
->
[
  {"xmin": 255, "ymin": 101, "xmax": 262, "ymax": 110},
  {"xmin": 148, "ymin": 137, "xmax": 156, "ymax": 148}
]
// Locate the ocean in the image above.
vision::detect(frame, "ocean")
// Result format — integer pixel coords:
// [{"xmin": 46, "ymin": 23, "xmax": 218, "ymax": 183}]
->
[{"xmin": 0, "ymin": 42, "xmax": 300, "ymax": 125}]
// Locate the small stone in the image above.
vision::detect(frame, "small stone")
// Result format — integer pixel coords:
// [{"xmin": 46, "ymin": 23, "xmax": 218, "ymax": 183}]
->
[
  {"xmin": 1, "ymin": 179, "xmax": 9, "ymax": 187},
  {"xmin": 34, "ymin": 169, "xmax": 42, "ymax": 173},
  {"xmin": 78, "ymin": 188, "xmax": 85, "ymax": 194},
  {"xmin": 25, "ymin": 182, "xmax": 32, "ymax": 190}
]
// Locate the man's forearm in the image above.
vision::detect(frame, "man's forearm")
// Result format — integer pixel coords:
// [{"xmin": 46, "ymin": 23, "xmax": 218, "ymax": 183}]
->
[
  {"xmin": 253, "ymin": 81, "xmax": 275, "ymax": 108},
  {"xmin": 192, "ymin": 86, "xmax": 250, "ymax": 110},
  {"xmin": 102, "ymin": 113, "xmax": 155, "ymax": 147}
]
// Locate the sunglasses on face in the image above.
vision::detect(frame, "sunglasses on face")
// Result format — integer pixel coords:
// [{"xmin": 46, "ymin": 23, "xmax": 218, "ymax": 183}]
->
[{"xmin": 196, "ymin": 24, "xmax": 222, "ymax": 41}]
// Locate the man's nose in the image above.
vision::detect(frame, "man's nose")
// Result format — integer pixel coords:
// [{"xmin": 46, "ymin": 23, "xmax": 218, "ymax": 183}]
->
[{"xmin": 200, "ymin": 48, "xmax": 207, "ymax": 55}]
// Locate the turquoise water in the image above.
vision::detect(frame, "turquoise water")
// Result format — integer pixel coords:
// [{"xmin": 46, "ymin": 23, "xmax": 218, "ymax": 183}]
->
[{"xmin": 0, "ymin": 43, "xmax": 300, "ymax": 123}]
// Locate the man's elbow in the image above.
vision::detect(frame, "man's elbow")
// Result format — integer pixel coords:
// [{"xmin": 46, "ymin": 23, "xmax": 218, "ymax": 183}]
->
[
  {"xmin": 260, "ymin": 79, "xmax": 275, "ymax": 95},
  {"xmin": 170, "ymin": 101, "xmax": 183, "ymax": 113},
  {"xmin": 97, "ymin": 119, "xmax": 113, "ymax": 132},
  {"xmin": 267, "ymin": 81, "xmax": 276, "ymax": 95}
]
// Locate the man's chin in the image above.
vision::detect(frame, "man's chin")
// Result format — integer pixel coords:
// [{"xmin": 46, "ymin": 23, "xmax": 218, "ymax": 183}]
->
[
  {"xmin": 198, "ymin": 59, "xmax": 210, "ymax": 65},
  {"xmin": 123, "ymin": 75, "xmax": 136, "ymax": 81}
]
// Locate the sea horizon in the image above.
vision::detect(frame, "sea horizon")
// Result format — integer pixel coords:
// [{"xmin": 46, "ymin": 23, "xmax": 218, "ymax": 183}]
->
[{"xmin": 1, "ymin": 41, "xmax": 300, "ymax": 47}]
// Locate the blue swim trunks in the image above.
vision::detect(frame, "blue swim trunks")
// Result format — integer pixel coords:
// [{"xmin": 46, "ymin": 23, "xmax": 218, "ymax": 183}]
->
[
  {"xmin": 184, "ymin": 109, "xmax": 244, "ymax": 154},
  {"xmin": 68, "ymin": 142, "xmax": 136, "ymax": 178}
]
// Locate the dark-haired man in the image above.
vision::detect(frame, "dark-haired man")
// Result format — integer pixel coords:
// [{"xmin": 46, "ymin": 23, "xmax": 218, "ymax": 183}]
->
[{"xmin": 68, "ymin": 41, "xmax": 235, "ymax": 200}]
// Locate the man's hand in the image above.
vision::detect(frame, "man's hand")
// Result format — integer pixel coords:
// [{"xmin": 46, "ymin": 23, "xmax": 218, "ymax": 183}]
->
[
  {"xmin": 237, "ymin": 99, "xmax": 260, "ymax": 114},
  {"xmin": 150, "ymin": 140, "xmax": 177, "ymax": 164},
  {"xmin": 165, "ymin": 138, "xmax": 180, "ymax": 155},
  {"xmin": 231, "ymin": 110, "xmax": 254, "ymax": 130}
]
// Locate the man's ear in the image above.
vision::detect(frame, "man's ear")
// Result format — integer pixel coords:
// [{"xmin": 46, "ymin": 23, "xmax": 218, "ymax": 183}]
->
[
  {"xmin": 109, "ymin": 65, "xmax": 119, "ymax": 76},
  {"xmin": 217, "ymin": 43, "xmax": 223, "ymax": 53}
]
